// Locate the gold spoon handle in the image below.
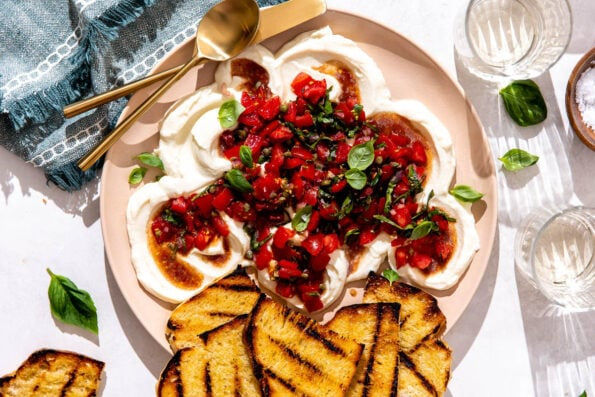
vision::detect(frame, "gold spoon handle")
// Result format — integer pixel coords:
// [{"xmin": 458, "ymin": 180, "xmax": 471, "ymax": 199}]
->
[
  {"xmin": 77, "ymin": 55, "xmax": 205, "ymax": 171},
  {"xmin": 64, "ymin": 64, "xmax": 185, "ymax": 118}
]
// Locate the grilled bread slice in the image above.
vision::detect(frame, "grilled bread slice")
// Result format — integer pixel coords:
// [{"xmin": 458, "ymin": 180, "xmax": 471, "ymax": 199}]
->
[
  {"xmin": 363, "ymin": 272, "xmax": 446, "ymax": 352},
  {"xmin": 245, "ymin": 295, "xmax": 364, "ymax": 397},
  {"xmin": 158, "ymin": 315, "xmax": 261, "ymax": 397},
  {"xmin": 363, "ymin": 272, "xmax": 451, "ymax": 397},
  {"xmin": 326, "ymin": 303, "xmax": 401, "ymax": 397},
  {"xmin": 0, "ymin": 349, "xmax": 104, "ymax": 397},
  {"xmin": 166, "ymin": 266, "xmax": 260, "ymax": 352}
]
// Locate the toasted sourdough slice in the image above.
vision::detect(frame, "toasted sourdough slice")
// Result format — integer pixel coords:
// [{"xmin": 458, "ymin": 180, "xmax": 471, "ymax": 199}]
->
[
  {"xmin": 166, "ymin": 266, "xmax": 260, "ymax": 352},
  {"xmin": 158, "ymin": 315, "xmax": 261, "ymax": 397},
  {"xmin": 0, "ymin": 349, "xmax": 104, "ymax": 397},
  {"xmin": 326, "ymin": 303, "xmax": 401, "ymax": 397},
  {"xmin": 245, "ymin": 295, "xmax": 364, "ymax": 397},
  {"xmin": 363, "ymin": 272, "xmax": 452, "ymax": 397}
]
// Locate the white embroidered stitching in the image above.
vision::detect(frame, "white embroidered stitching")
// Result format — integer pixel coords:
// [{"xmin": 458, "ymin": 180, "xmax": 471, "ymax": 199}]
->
[
  {"xmin": 28, "ymin": 116, "xmax": 107, "ymax": 167},
  {"xmin": 1, "ymin": 0, "xmax": 97, "ymax": 94}
]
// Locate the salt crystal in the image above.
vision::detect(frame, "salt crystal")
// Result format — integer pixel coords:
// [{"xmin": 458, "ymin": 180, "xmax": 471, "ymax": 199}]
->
[{"xmin": 575, "ymin": 65, "xmax": 595, "ymax": 130}]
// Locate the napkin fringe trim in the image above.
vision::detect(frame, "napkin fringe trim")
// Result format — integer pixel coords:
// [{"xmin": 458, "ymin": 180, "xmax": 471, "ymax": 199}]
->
[{"xmin": 46, "ymin": 159, "xmax": 102, "ymax": 192}]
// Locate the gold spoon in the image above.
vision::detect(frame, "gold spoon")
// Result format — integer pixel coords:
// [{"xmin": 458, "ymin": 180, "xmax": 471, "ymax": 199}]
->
[{"xmin": 77, "ymin": 0, "xmax": 260, "ymax": 171}]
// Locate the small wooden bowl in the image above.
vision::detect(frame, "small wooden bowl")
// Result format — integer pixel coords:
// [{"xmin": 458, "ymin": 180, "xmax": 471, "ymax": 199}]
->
[{"xmin": 566, "ymin": 47, "xmax": 595, "ymax": 151}]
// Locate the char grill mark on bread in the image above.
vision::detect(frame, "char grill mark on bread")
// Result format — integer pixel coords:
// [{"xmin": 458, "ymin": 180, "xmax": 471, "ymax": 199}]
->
[
  {"xmin": 158, "ymin": 315, "xmax": 261, "ymax": 397},
  {"xmin": 326, "ymin": 303, "xmax": 401, "ymax": 397},
  {"xmin": 166, "ymin": 266, "xmax": 260, "ymax": 352},
  {"xmin": 362, "ymin": 272, "xmax": 451, "ymax": 396},
  {"xmin": 0, "ymin": 349, "xmax": 104, "ymax": 397},
  {"xmin": 245, "ymin": 295, "xmax": 363, "ymax": 397}
]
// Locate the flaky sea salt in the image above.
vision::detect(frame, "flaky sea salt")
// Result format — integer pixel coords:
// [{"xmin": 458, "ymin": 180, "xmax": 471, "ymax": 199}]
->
[{"xmin": 575, "ymin": 66, "xmax": 595, "ymax": 130}]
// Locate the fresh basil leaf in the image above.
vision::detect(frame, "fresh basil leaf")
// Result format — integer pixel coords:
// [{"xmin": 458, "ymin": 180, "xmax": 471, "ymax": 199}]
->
[
  {"xmin": 373, "ymin": 214, "xmax": 399, "ymax": 228},
  {"xmin": 239, "ymin": 145, "xmax": 254, "ymax": 168},
  {"xmin": 384, "ymin": 182, "xmax": 396, "ymax": 213},
  {"xmin": 499, "ymin": 80, "xmax": 547, "ymax": 126},
  {"xmin": 225, "ymin": 169, "xmax": 253, "ymax": 193},
  {"xmin": 578, "ymin": 391, "xmax": 587, "ymax": 397},
  {"xmin": 136, "ymin": 152, "xmax": 164, "ymax": 170},
  {"xmin": 411, "ymin": 220, "xmax": 437, "ymax": 240},
  {"xmin": 251, "ymin": 233, "xmax": 273, "ymax": 251},
  {"xmin": 163, "ymin": 209, "xmax": 183, "ymax": 226},
  {"xmin": 344, "ymin": 228, "xmax": 360, "ymax": 241},
  {"xmin": 339, "ymin": 196, "xmax": 353, "ymax": 219},
  {"xmin": 382, "ymin": 268, "xmax": 399, "ymax": 286},
  {"xmin": 352, "ymin": 104, "xmax": 364, "ymax": 118},
  {"xmin": 348, "ymin": 140, "xmax": 375, "ymax": 170},
  {"xmin": 292, "ymin": 205, "xmax": 313, "ymax": 232},
  {"xmin": 449, "ymin": 185, "xmax": 484, "ymax": 203},
  {"xmin": 218, "ymin": 99, "xmax": 245, "ymax": 129},
  {"xmin": 47, "ymin": 269, "xmax": 98, "ymax": 334},
  {"xmin": 499, "ymin": 148, "xmax": 539, "ymax": 171},
  {"xmin": 407, "ymin": 165, "xmax": 423, "ymax": 195},
  {"xmin": 345, "ymin": 169, "xmax": 367, "ymax": 190},
  {"xmin": 128, "ymin": 167, "xmax": 147, "ymax": 185}
]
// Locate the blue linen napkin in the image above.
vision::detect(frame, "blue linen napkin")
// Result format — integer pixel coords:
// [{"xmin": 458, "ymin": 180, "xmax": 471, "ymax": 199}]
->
[{"xmin": 0, "ymin": 0, "xmax": 286, "ymax": 191}]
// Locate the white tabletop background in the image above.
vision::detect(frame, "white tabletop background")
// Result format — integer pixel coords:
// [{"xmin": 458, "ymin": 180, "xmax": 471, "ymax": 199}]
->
[{"xmin": 1, "ymin": 0, "xmax": 594, "ymax": 396}]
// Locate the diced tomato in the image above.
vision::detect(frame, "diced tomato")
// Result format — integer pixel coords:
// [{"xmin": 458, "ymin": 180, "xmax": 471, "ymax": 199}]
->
[
  {"xmin": 310, "ymin": 252, "xmax": 330, "ymax": 272},
  {"xmin": 192, "ymin": 193, "xmax": 213, "ymax": 217},
  {"xmin": 182, "ymin": 234, "xmax": 195, "ymax": 253},
  {"xmin": 390, "ymin": 133, "xmax": 411, "ymax": 147},
  {"xmin": 302, "ymin": 80, "xmax": 327, "ymax": 104},
  {"xmin": 284, "ymin": 157, "xmax": 305, "ymax": 169},
  {"xmin": 253, "ymin": 174, "xmax": 281, "ymax": 201},
  {"xmin": 293, "ymin": 113, "xmax": 314, "ymax": 128},
  {"xmin": 223, "ymin": 145, "xmax": 241, "ymax": 160},
  {"xmin": 269, "ymin": 125, "xmax": 293, "ymax": 142},
  {"xmin": 291, "ymin": 174, "xmax": 305, "ymax": 200},
  {"xmin": 273, "ymin": 227, "xmax": 295, "ymax": 249},
  {"xmin": 278, "ymin": 259, "xmax": 299, "ymax": 269},
  {"xmin": 291, "ymin": 72, "xmax": 314, "ymax": 95},
  {"xmin": 297, "ymin": 282, "xmax": 320, "ymax": 294},
  {"xmin": 334, "ymin": 101, "xmax": 355, "ymax": 125},
  {"xmin": 283, "ymin": 102, "xmax": 297, "ymax": 123},
  {"xmin": 323, "ymin": 233, "xmax": 341, "ymax": 254},
  {"xmin": 358, "ymin": 226, "xmax": 378, "ymax": 246},
  {"xmin": 211, "ymin": 215, "xmax": 230, "ymax": 237},
  {"xmin": 269, "ymin": 144, "xmax": 285, "ymax": 169},
  {"xmin": 335, "ymin": 142, "xmax": 352, "ymax": 164},
  {"xmin": 291, "ymin": 146, "xmax": 314, "ymax": 161},
  {"xmin": 330, "ymin": 179, "xmax": 347, "ymax": 193},
  {"xmin": 244, "ymin": 134, "xmax": 266, "ymax": 158},
  {"xmin": 219, "ymin": 129, "xmax": 237, "ymax": 148},
  {"xmin": 301, "ymin": 293, "xmax": 323, "ymax": 312},
  {"xmin": 307, "ymin": 210, "xmax": 320, "ymax": 232},
  {"xmin": 435, "ymin": 240, "xmax": 453, "ymax": 262},
  {"xmin": 432, "ymin": 214, "xmax": 450, "ymax": 232},
  {"xmin": 395, "ymin": 247, "xmax": 409, "ymax": 268},
  {"xmin": 411, "ymin": 141, "xmax": 427, "ymax": 164},
  {"xmin": 316, "ymin": 142, "xmax": 330, "ymax": 162},
  {"xmin": 238, "ymin": 111, "xmax": 262, "ymax": 129},
  {"xmin": 254, "ymin": 246, "xmax": 273, "ymax": 270},
  {"xmin": 275, "ymin": 281, "xmax": 295, "ymax": 298},
  {"xmin": 302, "ymin": 234, "xmax": 324, "ymax": 256},
  {"xmin": 258, "ymin": 96, "xmax": 281, "ymax": 120},
  {"xmin": 170, "ymin": 197, "xmax": 188, "ymax": 214},
  {"xmin": 411, "ymin": 252, "xmax": 433, "ymax": 269},
  {"xmin": 151, "ymin": 218, "xmax": 174, "ymax": 244},
  {"xmin": 392, "ymin": 205, "xmax": 411, "ymax": 228},
  {"xmin": 194, "ymin": 227, "xmax": 214, "ymax": 250},
  {"xmin": 319, "ymin": 201, "xmax": 339, "ymax": 221},
  {"xmin": 226, "ymin": 201, "xmax": 256, "ymax": 222},
  {"xmin": 212, "ymin": 188, "xmax": 234, "ymax": 211},
  {"xmin": 391, "ymin": 147, "xmax": 413, "ymax": 161},
  {"xmin": 411, "ymin": 236, "xmax": 435, "ymax": 256},
  {"xmin": 391, "ymin": 236, "xmax": 407, "ymax": 247},
  {"xmin": 303, "ymin": 187, "xmax": 318, "ymax": 206},
  {"xmin": 278, "ymin": 267, "xmax": 302, "ymax": 279}
]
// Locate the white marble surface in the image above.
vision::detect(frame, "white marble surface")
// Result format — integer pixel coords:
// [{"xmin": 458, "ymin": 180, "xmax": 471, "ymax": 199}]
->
[{"xmin": 1, "ymin": 0, "xmax": 594, "ymax": 395}]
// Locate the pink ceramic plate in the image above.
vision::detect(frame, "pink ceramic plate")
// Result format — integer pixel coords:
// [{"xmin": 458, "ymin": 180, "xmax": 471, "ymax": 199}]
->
[{"xmin": 100, "ymin": 10, "xmax": 497, "ymax": 352}]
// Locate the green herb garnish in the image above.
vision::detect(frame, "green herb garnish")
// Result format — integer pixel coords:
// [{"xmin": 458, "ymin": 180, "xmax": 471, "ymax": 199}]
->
[
  {"xmin": 347, "ymin": 140, "xmax": 375, "ymax": 170},
  {"xmin": 345, "ymin": 169, "xmax": 367, "ymax": 190},
  {"xmin": 218, "ymin": 99, "xmax": 245, "ymax": 129},
  {"xmin": 135, "ymin": 152, "xmax": 164, "ymax": 170},
  {"xmin": 292, "ymin": 205, "xmax": 313, "ymax": 232},
  {"xmin": 47, "ymin": 269, "xmax": 98, "ymax": 334},
  {"xmin": 225, "ymin": 169, "xmax": 253, "ymax": 193},
  {"xmin": 239, "ymin": 145, "xmax": 254, "ymax": 168},
  {"xmin": 382, "ymin": 268, "xmax": 399, "ymax": 286},
  {"xmin": 410, "ymin": 220, "xmax": 438, "ymax": 240},
  {"xmin": 128, "ymin": 167, "xmax": 147, "ymax": 185},
  {"xmin": 499, "ymin": 80, "xmax": 547, "ymax": 126},
  {"xmin": 449, "ymin": 185, "xmax": 484, "ymax": 203},
  {"xmin": 499, "ymin": 148, "xmax": 539, "ymax": 171}
]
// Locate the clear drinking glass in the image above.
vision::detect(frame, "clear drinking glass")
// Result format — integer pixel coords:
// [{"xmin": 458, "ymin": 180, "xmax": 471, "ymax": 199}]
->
[
  {"xmin": 454, "ymin": 0, "xmax": 572, "ymax": 81},
  {"xmin": 515, "ymin": 206, "xmax": 595, "ymax": 310}
]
